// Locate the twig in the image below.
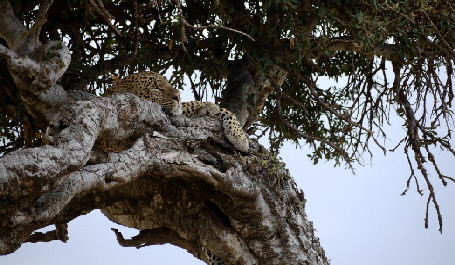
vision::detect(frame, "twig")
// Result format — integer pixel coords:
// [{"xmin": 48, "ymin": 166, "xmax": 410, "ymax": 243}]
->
[
  {"xmin": 274, "ymin": 84, "xmax": 351, "ymax": 161},
  {"xmin": 172, "ymin": 0, "xmax": 254, "ymax": 51},
  {"xmin": 185, "ymin": 23, "xmax": 256, "ymax": 42},
  {"xmin": 393, "ymin": 62, "xmax": 444, "ymax": 232},
  {"xmin": 400, "ymin": 147, "xmax": 423, "ymax": 196},
  {"xmin": 384, "ymin": 0, "xmax": 415, "ymax": 24},
  {"xmin": 296, "ymin": 72, "xmax": 388, "ymax": 155},
  {"xmin": 89, "ymin": 0, "xmax": 121, "ymax": 36},
  {"xmin": 423, "ymin": 12, "xmax": 455, "ymax": 58}
]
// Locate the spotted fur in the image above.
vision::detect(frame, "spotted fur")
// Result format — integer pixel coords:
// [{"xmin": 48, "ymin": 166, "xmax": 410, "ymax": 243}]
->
[
  {"xmin": 105, "ymin": 71, "xmax": 182, "ymax": 115},
  {"xmin": 182, "ymin": 101, "xmax": 249, "ymax": 152},
  {"xmin": 105, "ymin": 71, "xmax": 249, "ymax": 152}
]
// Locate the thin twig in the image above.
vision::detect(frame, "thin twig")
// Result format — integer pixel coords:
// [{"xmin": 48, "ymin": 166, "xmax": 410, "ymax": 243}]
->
[
  {"xmin": 275, "ymin": 84, "xmax": 351, "ymax": 161},
  {"xmin": 384, "ymin": 0, "xmax": 415, "ymax": 24},
  {"xmin": 172, "ymin": 0, "xmax": 254, "ymax": 51},
  {"xmin": 296, "ymin": 72, "xmax": 388, "ymax": 155},
  {"xmin": 185, "ymin": 23, "xmax": 256, "ymax": 42},
  {"xmin": 394, "ymin": 63, "xmax": 444, "ymax": 232},
  {"xmin": 423, "ymin": 12, "xmax": 455, "ymax": 58},
  {"xmin": 89, "ymin": 0, "xmax": 121, "ymax": 35}
]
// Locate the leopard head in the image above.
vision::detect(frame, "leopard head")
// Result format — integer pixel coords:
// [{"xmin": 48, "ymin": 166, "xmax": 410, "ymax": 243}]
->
[{"xmin": 106, "ymin": 71, "xmax": 182, "ymax": 115}]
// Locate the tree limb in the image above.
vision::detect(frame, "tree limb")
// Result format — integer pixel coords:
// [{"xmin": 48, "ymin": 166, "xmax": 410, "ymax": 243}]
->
[
  {"xmin": 0, "ymin": 0, "xmax": 27, "ymax": 51},
  {"xmin": 1, "ymin": 89, "xmax": 329, "ymax": 264}
]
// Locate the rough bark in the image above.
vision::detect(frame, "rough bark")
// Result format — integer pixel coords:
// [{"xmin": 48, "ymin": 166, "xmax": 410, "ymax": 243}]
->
[
  {"xmin": 0, "ymin": 89, "xmax": 328, "ymax": 264},
  {"xmin": 221, "ymin": 61, "xmax": 288, "ymax": 129}
]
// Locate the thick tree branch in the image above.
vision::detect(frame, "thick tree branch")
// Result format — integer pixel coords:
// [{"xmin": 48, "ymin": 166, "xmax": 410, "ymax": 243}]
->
[
  {"xmin": 1, "ymin": 37, "xmax": 71, "ymax": 130},
  {"xmin": 26, "ymin": 224, "xmax": 68, "ymax": 243},
  {"xmin": 16, "ymin": 0, "xmax": 55, "ymax": 51},
  {"xmin": 0, "ymin": 1, "xmax": 27, "ymax": 51},
  {"xmin": 1, "ymin": 0, "xmax": 454, "ymax": 263},
  {"xmin": 1, "ymin": 89, "xmax": 328, "ymax": 264},
  {"xmin": 1, "ymin": 42, "xmax": 70, "ymax": 95}
]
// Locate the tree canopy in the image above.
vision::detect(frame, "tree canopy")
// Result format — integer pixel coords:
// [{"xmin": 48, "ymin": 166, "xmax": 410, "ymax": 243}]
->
[{"xmin": 1, "ymin": 0, "xmax": 454, "ymax": 261}]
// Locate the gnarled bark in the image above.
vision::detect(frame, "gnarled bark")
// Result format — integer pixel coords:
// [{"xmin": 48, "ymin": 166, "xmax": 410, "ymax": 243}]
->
[{"xmin": 0, "ymin": 88, "xmax": 328, "ymax": 264}]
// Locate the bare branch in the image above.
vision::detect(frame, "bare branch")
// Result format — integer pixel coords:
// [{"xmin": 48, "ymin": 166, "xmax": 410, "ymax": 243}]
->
[
  {"xmin": 89, "ymin": 0, "xmax": 121, "ymax": 35},
  {"xmin": 296, "ymin": 72, "xmax": 387, "ymax": 155},
  {"xmin": 172, "ymin": 0, "xmax": 254, "ymax": 51},
  {"xmin": 275, "ymin": 85, "xmax": 351, "ymax": 160},
  {"xmin": 111, "ymin": 228, "xmax": 188, "ymax": 248},
  {"xmin": 26, "ymin": 224, "xmax": 68, "ymax": 243},
  {"xmin": 391, "ymin": 59, "xmax": 451, "ymax": 232}
]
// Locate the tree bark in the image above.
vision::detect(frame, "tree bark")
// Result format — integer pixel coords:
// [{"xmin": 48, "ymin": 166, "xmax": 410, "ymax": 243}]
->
[
  {"xmin": 1, "ymin": 88, "xmax": 329, "ymax": 264},
  {"xmin": 221, "ymin": 60, "xmax": 288, "ymax": 129}
]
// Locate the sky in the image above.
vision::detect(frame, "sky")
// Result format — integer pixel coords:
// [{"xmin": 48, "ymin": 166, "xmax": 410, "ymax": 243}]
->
[{"xmin": 2, "ymin": 75, "xmax": 455, "ymax": 265}]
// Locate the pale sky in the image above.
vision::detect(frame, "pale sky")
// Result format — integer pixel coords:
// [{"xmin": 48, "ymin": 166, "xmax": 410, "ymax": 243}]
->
[{"xmin": 2, "ymin": 74, "xmax": 455, "ymax": 265}]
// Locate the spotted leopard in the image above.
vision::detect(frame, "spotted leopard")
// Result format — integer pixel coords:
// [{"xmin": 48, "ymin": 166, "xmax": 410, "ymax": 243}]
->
[{"xmin": 104, "ymin": 71, "xmax": 249, "ymax": 152}]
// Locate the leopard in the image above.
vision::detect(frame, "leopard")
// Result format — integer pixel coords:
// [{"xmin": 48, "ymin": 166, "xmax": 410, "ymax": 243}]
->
[
  {"xmin": 104, "ymin": 71, "xmax": 183, "ymax": 116},
  {"xmin": 104, "ymin": 71, "xmax": 249, "ymax": 152}
]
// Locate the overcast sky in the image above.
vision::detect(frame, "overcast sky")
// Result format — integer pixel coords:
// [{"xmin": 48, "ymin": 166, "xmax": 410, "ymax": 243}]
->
[{"xmin": 3, "ymin": 74, "xmax": 455, "ymax": 265}]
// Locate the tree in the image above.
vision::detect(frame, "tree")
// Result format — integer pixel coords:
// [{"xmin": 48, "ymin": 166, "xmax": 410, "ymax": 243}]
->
[{"xmin": 1, "ymin": 0, "xmax": 454, "ymax": 264}]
